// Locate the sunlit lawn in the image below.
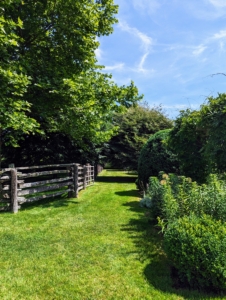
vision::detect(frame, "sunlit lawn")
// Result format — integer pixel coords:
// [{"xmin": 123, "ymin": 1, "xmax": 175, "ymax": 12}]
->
[{"xmin": 0, "ymin": 169, "xmax": 224, "ymax": 299}]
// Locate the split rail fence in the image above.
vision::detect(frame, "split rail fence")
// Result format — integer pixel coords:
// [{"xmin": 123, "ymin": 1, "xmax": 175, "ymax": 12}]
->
[{"xmin": 0, "ymin": 163, "xmax": 96, "ymax": 213}]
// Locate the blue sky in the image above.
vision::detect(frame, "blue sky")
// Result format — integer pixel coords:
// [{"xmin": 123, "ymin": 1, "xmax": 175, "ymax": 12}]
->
[{"xmin": 96, "ymin": 0, "xmax": 226, "ymax": 118}]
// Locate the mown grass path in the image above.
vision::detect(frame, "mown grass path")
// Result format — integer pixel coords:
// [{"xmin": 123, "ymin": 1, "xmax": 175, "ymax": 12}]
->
[{"xmin": 0, "ymin": 170, "xmax": 223, "ymax": 299}]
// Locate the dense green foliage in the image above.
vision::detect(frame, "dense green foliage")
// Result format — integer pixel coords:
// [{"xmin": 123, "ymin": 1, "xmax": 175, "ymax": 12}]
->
[
  {"xmin": 137, "ymin": 129, "xmax": 179, "ymax": 189},
  {"xmin": 200, "ymin": 94, "xmax": 226, "ymax": 173},
  {"xmin": 145, "ymin": 173, "xmax": 226, "ymax": 291},
  {"xmin": 2, "ymin": 132, "xmax": 102, "ymax": 167},
  {"xmin": 146, "ymin": 173, "xmax": 226, "ymax": 223},
  {"xmin": 167, "ymin": 110, "xmax": 207, "ymax": 183},
  {"xmin": 102, "ymin": 105, "xmax": 172, "ymax": 170},
  {"xmin": 164, "ymin": 214, "xmax": 226, "ymax": 291},
  {"xmin": 143, "ymin": 175, "xmax": 164, "ymax": 219},
  {"xmin": 0, "ymin": 9, "xmax": 41, "ymax": 165},
  {"xmin": 168, "ymin": 93, "xmax": 226, "ymax": 182},
  {"xmin": 0, "ymin": 0, "xmax": 142, "ymax": 165}
]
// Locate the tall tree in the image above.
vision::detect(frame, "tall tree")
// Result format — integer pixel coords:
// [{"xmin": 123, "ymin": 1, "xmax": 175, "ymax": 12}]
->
[
  {"xmin": 1, "ymin": 0, "xmax": 142, "ymax": 160},
  {"xmin": 0, "ymin": 11, "xmax": 40, "ymax": 167}
]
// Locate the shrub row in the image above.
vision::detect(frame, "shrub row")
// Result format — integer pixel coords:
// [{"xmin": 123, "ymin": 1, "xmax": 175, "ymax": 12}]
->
[{"xmin": 145, "ymin": 173, "xmax": 226, "ymax": 292}]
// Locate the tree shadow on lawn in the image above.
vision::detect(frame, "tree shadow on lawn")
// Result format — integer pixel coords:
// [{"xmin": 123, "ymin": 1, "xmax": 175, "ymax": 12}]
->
[
  {"xmin": 115, "ymin": 190, "xmax": 140, "ymax": 198},
  {"xmin": 121, "ymin": 202, "xmax": 221, "ymax": 299},
  {"xmin": 96, "ymin": 176, "xmax": 137, "ymax": 183},
  {"xmin": 19, "ymin": 194, "xmax": 79, "ymax": 211},
  {"xmin": 122, "ymin": 200, "xmax": 144, "ymax": 213}
]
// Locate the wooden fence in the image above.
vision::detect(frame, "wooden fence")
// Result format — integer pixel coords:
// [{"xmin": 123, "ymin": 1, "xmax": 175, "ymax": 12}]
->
[{"xmin": 0, "ymin": 163, "xmax": 96, "ymax": 213}]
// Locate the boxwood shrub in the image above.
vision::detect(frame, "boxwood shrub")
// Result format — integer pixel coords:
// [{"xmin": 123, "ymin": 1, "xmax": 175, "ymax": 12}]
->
[{"xmin": 164, "ymin": 213, "xmax": 226, "ymax": 292}]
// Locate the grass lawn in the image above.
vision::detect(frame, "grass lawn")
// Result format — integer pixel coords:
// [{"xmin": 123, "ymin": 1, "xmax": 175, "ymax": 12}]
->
[{"xmin": 0, "ymin": 169, "xmax": 224, "ymax": 299}]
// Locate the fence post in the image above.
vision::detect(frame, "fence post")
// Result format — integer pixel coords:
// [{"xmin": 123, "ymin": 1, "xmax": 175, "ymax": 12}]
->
[
  {"xmin": 83, "ymin": 165, "xmax": 87, "ymax": 190},
  {"xmin": 90, "ymin": 165, "xmax": 93, "ymax": 184},
  {"xmin": 73, "ymin": 164, "xmax": 79, "ymax": 198},
  {"xmin": 67, "ymin": 165, "xmax": 73, "ymax": 198},
  {"xmin": 10, "ymin": 168, "xmax": 18, "ymax": 213},
  {"xmin": 86, "ymin": 164, "xmax": 90, "ymax": 186}
]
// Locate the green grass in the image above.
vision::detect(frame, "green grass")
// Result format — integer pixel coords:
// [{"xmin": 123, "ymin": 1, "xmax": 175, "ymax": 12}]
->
[{"xmin": 0, "ymin": 169, "xmax": 224, "ymax": 299}]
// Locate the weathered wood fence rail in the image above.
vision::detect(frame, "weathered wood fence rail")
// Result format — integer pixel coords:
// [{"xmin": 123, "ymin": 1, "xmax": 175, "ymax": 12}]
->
[{"xmin": 0, "ymin": 163, "xmax": 96, "ymax": 213}]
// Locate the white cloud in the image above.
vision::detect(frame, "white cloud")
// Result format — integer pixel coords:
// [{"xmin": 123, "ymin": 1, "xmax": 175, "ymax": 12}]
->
[
  {"xmin": 138, "ymin": 53, "xmax": 150, "ymax": 72},
  {"xmin": 118, "ymin": 21, "xmax": 153, "ymax": 52},
  {"xmin": 208, "ymin": 0, "xmax": 226, "ymax": 7},
  {"xmin": 212, "ymin": 30, "xmax": 226, "ymax": 39},
  {"xmin": 192, "ymin": 45, "xmax": 207, "ymax": 56},
  {"xmin": 206, "ymin": 30, "xmax": 226, "ymax": 51},
  {"xmin": 104, "ymin": 63, "xmax": 125, "ymax": 71},
  {"xmin": 133, "ymin": 0, "xmax": 160, "ymax": 15},
  {"xmin": 118, "ymin": 20, "xmax": 153, "ymax": 73}
]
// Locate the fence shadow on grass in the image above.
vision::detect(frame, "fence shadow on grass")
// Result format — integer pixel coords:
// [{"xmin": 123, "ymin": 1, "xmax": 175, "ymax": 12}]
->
[{"xmin": 121, "ymin": 201, "xmax": 220, "ymax": 300}]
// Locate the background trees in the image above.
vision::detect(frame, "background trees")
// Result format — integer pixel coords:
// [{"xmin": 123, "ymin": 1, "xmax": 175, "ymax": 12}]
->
[
  {"xmin": 102, "ymin": 104, "xmax": 173, "ymax": 170},
  {"xmin": 137, "ymin": 129, "xmax": 179, "ymax": 188}
]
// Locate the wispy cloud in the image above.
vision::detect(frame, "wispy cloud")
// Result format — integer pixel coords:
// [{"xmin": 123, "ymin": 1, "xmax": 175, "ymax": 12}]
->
[
  {"xmin": 162, "ymin": 28, "xmax": 226, "ymax": 60},
  {"xmin": 133, "ymin": 0, "xmax": 160, "ymax": 15},
  {"xmin": 104, "ymin": 63, "xmax": 125, "ymax": 71},
  {"xmin": 212, "ymin": 30, "xmax": 226, "ymax": 39},
  {"xmin": 181, "ymin": 0, "xmax": 226, "ymax": 20},
  {"xmin": 118, "ymin": 20, "xmax": 153, "ymax": 73},
  {"xmin": 192, "ymin": 45, "xmax": 207, "ymax": 56},
  {"xmin": 138, "ymin": 53, "xmax": 149, "ymax": 72},
  {"xmin": 204, "ymin": 29, "xmax": 226, "ymax": 51},
  {"xmin": 208, "ymin": 0, "xmax": 226, "ymax": 7},
  {"xmin": 118, "ymin": 21, "xmax": 153, "ymax": 52}
]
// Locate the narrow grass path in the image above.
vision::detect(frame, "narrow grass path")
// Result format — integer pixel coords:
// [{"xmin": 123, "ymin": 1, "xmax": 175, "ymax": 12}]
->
[{"xmin": 0, "ymin": 170, "xmax": 223, "ymax": 299}]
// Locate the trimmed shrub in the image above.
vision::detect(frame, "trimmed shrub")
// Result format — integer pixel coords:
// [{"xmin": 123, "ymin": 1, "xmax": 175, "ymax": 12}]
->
[
  {"xmin": 146, "ymin": 176, "xmax": 165, "ymax": 220},
  {"xmin": 164, "ymin": 214, "xmax": 226, "ymax": 291},
  {"xmin": 137, "ymin": 129, "xmax": 179, "ymax": 190}
]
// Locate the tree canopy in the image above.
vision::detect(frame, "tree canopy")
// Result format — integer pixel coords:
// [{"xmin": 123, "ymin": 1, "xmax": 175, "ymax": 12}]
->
[
  {"xmin": 0, "ymin": 0, "xmax": 142, "ymax": 165},
  {"xmin": 2, "ymin": 132, "xmax": 101, "ymax": 167}
]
